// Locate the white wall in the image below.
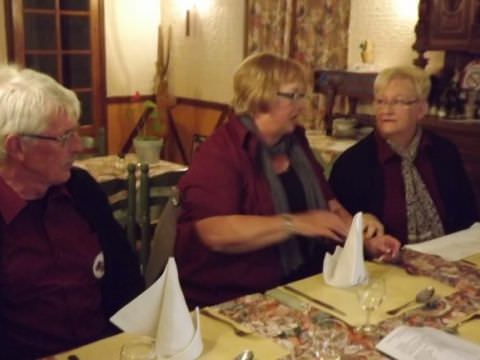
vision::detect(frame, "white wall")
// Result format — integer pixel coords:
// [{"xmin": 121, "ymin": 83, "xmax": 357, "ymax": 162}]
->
[
  {"xmin": 104, "ymin": 0, "xmax": 161, "ymax": 96},
  {"xmin": 348, "ymin": 0, "xmax": 444, "ymax": 74},
  {"xmin": 161, "ymin": 0, "xmax": 245, "ymax": 103}
]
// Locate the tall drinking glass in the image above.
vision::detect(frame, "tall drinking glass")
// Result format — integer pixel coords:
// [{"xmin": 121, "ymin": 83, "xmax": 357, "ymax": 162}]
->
[
  {"xmin": 355, "ymin": 276, "xmax": 385, "ymax": 335},
  {"xmin": 120, "ymin": 337, "xmax": 157, "ymax": 360},
  {"xmin": 312, "ymin": 318, "xmax": 348, "ymax": 360}
]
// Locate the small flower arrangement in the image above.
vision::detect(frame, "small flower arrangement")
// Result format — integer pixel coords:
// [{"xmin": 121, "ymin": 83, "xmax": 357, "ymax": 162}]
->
[
  {"xmin": 359, "ymin": 40, "xmax": 374, "ymax": 64},
  {"xmin": 359, "ymin": 40, "xmax": 368, "ymax": 51}
]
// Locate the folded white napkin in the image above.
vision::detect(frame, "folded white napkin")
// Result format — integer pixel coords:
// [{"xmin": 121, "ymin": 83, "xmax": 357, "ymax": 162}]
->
[
  {"xmin": 323, "ymin": 212, "xmax": 368, "ymax": 287},
  {"xmin": 110, "ymin": 257, "xmax": 203, "ymax": 359}
]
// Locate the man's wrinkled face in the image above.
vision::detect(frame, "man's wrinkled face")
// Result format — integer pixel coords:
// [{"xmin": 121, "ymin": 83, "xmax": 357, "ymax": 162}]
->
[{"xmin": 20, "ymin": 113, "xmax": 83, "ymax": 186}]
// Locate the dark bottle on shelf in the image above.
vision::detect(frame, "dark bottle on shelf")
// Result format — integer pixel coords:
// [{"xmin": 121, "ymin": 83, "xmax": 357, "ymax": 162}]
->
[{"xmin": 445, "ymin": 70, "xmax": 462, "ymax": 118}]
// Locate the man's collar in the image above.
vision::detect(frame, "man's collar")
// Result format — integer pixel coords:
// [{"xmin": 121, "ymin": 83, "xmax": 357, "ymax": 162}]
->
[
  {"xmin": 0, "ymin": 176, "xmax": 28, "ymax": 223},
  {"xmin": 0, "ymin": 177, "xmax": 71, "ymax": 224}
]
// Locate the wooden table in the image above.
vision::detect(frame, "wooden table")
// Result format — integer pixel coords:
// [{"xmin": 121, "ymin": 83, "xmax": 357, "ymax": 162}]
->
[{"xmin": 306, "ymin": 131, "xmax": 356, "ymax": 177}]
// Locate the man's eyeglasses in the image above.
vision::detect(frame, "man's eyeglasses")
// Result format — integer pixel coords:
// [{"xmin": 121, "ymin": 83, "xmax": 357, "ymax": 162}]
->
[
  {"xmin": 374, "ymin": 98, "xmax": 419, "ymax": 108},
  {"xmin": 277, "ymin": 91, "xmax": 308, "ymax": 101},
  {"xmin": 20, "ymin": 128, "xmax": 79, "ymax": 147}
]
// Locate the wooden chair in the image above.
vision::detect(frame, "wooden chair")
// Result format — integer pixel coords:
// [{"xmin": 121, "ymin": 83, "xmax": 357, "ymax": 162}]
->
[
  {"xmin": 99, "ymin": 163, "xmax": 137, "ymax": 250},
  {"xmin": 144, "ymin": 187, "xmax": 181, "ymax": 286},
  {"xmin": 138, "ymin": 164, "xmax": 187, "ymax": 272}
]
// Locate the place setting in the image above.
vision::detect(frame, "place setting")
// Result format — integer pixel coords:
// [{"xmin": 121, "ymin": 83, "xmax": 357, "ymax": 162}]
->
[{"xmin": 209, "ymin": 212, "xmax": 480, "ymax": 359}]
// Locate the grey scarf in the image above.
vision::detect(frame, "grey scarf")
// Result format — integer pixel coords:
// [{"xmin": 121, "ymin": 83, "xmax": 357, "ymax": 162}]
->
[
  {"xmin": 387, "ymin": 128, "xmax": 444, "ymax": 243},
  {"xmin": 240, "ymin": 116, "xmax": 327, "ymax": 276}
]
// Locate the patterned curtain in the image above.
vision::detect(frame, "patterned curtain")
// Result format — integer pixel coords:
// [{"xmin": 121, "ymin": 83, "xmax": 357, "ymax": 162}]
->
[
  {"xmin": 245, "ymin": 0, "xmax": 293, "ymax": 56},
  {"xmin": 245, "ymin": 0, "xmax": 351, "ymax": 129}
]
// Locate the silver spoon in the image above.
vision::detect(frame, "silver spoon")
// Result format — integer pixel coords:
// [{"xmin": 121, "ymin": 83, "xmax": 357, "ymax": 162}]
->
[
  {"xmin": 445, "ymin": 313, "xmax": 480, "ymax": 334},
  {"xmin": 386, "ymin": 286, "xmax": 435, "ymax": 315},
  {"xmin": 234, "ymin": 349, "xmax": 254, "ymax": 360}
]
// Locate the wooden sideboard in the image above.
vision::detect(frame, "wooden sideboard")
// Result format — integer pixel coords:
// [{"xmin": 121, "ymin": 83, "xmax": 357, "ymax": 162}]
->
[
  {"xmin": 421, "ymin": 117, "xmax": 480, "ymax": 212},
  {"xmin": 314, "ymin": 70, "xmax": 376, "ymax": 135},
  {"xmin": 413, "ymin": 0, "xmax": 480, "ymax": 68}
]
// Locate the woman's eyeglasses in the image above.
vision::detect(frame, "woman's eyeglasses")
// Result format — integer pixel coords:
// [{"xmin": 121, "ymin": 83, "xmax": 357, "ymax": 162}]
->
[
  {"xmin": 374, "ymin": 98, "xmax": 419, "ymax": 108},
  {"xmin": 277, "ymin": 91, "xmax": 308, "ymax": 101}
]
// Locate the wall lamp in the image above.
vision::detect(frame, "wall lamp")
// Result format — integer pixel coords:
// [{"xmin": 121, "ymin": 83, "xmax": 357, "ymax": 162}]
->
[
  {"xmin": 184, "ymin": 0, "xmax": 195, "ymax": 37},
  {"xmin": 186, "ymin": 8, "xmax": 190, "ymax": 36}
]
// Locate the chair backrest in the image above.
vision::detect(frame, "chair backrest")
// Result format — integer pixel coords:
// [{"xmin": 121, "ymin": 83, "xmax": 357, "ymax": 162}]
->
[
  {"xmin": 314, "ymin": 70, "xmax": 376, "ymax": 135},
  {"xmin": 138, "ymin": 164, "xmax": 186, "ymax": 272},
  {"xmin": 144, "ymin": 188, "xmax": 181, "ymax": 287},
  {"xmin": 99, "ymin": 163, "xmax": 137, "ymax": 250}
]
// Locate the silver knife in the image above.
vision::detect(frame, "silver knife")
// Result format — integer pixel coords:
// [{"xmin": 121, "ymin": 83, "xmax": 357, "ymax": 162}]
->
[{"xmin": 283, "ymin": 285, "xmax": 346, "ymax": 316}]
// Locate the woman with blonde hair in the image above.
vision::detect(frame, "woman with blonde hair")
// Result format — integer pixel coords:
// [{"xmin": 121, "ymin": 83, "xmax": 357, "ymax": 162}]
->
[{"xmin": 175, "ymin": 53, "xmax": 400, "ymax": 308}]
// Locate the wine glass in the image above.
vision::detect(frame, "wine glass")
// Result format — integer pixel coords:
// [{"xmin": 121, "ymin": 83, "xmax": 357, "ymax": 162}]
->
[
  {"xmin": 120, "ymin": 337, "xmax": 157, "ymax": 360},
  {"xmin": 355, "ymin": 275, "xmax": 385, "ymax": 335}
]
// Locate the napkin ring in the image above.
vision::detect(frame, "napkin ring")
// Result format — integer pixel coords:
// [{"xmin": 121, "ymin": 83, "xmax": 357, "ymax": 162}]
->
[{"xmin": 281, "ymin": 214, "xmax": 295, "ymax": 236}]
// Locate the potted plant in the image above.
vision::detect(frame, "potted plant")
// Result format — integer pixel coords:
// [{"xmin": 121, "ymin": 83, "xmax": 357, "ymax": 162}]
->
[
  {"xmin": 132, "ymin": 25, "xmax": 173, "ymax": 164},
  {"xmin": 133, "ymin": 97, "xmax": 166, "ymax": 164}
]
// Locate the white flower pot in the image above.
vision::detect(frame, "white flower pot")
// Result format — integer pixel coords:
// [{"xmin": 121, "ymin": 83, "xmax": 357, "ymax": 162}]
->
[{"xmin": 133, "ymin": 137, "xmax": 164, "ymax": 164}]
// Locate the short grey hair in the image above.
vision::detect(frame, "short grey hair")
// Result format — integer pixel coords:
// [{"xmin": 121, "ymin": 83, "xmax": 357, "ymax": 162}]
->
[
  {"xmin": 0, "ymin": 65, "xmax": 81, "ymax": 160},
  {"xmin": 374, "ymin": 66, "xmax": 431, "ymax": 101}
]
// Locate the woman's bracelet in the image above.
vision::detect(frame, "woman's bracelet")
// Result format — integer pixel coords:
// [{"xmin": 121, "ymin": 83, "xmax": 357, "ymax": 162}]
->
[{"xmin": 281, "ymin": 213, "xmax": 295, "ymax": 236}]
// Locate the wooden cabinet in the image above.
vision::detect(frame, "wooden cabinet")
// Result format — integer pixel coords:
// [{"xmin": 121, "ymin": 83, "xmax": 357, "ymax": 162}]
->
[
  {"xmin": 5, "ymin": 0, "xmax": 106, "ymax": 136},
  {"xmin": 470, "ymin": 0, "xmax": 480, "ymax": 49},
  {"xmin": 414, "ymin": 0, "xmax": 480, "ymax": 67},
  {"xmin": 313, "ymin": 70, "xmax": 376, "ymax": 135},
  {"xmin": 422, "ymin": 118, "xmax": 480, "ymax": 212}
]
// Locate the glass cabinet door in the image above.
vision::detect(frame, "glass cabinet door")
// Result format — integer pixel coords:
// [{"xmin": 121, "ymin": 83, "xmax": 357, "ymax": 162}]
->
[{"xmin": 6, "ymin": 0, "xmax": 105, "ymax": 135}]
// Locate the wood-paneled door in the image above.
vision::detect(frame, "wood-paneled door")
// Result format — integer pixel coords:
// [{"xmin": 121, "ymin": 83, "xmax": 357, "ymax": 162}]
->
[{"xmin": 5, "ymin": 0, "xmax": 106, "ymax": 138}]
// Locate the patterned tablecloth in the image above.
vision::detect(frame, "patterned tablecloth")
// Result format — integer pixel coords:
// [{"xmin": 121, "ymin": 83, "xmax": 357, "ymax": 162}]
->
[
  {"xmin": 73, "ymin": 154, "xmax": 187, "ymax": 183},
  {"xmin": 306, "ymin": 131, "xmax": 356, "ymax": 177},
  {"xmin": 210, "ymin": 249, "xmax": 480, "ymax": 359}
]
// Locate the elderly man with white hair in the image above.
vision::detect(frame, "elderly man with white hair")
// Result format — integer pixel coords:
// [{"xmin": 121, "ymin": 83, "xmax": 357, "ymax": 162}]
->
[{"xmin": 0, "ymin": 65, "xmax": 144, "ymax": 359}]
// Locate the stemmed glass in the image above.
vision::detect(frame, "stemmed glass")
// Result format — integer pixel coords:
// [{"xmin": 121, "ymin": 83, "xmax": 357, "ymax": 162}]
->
[{"xmin": 355, "ymin": 275, "xmax": 386, "ymax": 335}]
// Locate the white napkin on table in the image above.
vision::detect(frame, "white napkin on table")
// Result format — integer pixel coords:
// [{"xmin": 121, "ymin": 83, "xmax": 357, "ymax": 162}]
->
[
  {"xmin": 110, "ymin": 257, "xmax": 203, "ymax": 360},
  {"xmin": 323, "ymin": 212, "xmax": 368, "ymax": 287}
]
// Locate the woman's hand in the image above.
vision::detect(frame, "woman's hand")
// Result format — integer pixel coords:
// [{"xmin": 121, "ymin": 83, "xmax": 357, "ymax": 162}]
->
[
  {"xmin": 292, "ymin": 210, "xmax": 349, "ymax": 243},
  {"xmin": 364, "ymin": 234, "xmax": 401, "ymax": 262},
  {"xmin": 363, "ymin": 213, "xmax": 384, "ymax": 239}
]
